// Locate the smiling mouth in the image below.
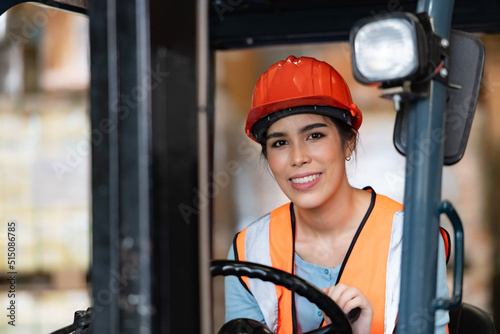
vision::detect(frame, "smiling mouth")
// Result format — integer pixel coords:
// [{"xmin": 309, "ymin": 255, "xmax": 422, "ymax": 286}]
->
[{"xmin": 290, "ymin": 174, "xmax": 321, "ymax": 184}]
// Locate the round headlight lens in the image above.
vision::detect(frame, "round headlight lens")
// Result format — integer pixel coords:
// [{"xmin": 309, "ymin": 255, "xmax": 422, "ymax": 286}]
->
[{"xmin": 354, "ymin": 18, "xmax": 418, "ymax": 82}]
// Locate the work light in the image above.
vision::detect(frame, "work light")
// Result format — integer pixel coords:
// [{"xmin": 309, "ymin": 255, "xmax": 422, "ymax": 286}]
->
[{"xmin": 350, "ymin": 12, "xmax": 438, "ymax": 86}]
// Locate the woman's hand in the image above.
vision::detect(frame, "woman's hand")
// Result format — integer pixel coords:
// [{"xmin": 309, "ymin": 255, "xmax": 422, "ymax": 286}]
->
[{"xmin": 322, "ymin": 284, "xmax": 373, "ymax": 334}]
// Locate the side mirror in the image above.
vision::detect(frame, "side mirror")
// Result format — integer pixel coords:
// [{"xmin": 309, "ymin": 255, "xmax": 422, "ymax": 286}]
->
[{"xmin": 393, "ymin": 30, "xmax": 485, "ymax": 165}]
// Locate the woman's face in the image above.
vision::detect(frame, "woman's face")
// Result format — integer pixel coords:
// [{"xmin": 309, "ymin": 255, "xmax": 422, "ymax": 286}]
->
[{"xmin": 265, "ymin": 114, "xmax": 350, "ymax": 210}]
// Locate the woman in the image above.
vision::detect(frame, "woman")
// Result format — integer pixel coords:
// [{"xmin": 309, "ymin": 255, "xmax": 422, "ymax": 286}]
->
[{"xmin": 225, "ymin": 56, "xmax": 449, "ymax": 334}]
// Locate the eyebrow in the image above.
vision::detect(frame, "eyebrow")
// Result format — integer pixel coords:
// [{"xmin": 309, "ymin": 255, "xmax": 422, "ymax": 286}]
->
[
  {"xmin": 266, "ymin": 122, "xmax": 328, "ymax": 140},
  {"xmin": 300, "ymin": 122, "xmax": 327, "ymax": 134},
  {"xmin": 266, "ymin": 131, "xmax": 286, "ymax": 140}
]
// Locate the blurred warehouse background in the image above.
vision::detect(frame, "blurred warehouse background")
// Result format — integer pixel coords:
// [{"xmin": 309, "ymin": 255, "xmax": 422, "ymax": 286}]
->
[
  {"xmin": 0, "ymin": 3, "xmax": 498, "ymax": 333},
  {"xmin": 0, "ymin": 4, "xmax": 89, "ymax": 333}
]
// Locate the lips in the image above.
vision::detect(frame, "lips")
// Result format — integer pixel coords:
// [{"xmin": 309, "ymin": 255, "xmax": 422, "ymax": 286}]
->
[{"xmin": 289, "ymin": 173, "xmax": 322, "ymax": 190}]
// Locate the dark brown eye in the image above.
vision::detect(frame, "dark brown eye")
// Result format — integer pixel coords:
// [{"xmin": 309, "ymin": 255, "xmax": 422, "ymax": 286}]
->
[
  {"xmin": 308, "ymin": 132, "xmax": 324, "ymax": 140},
  {"xmin": 271, "ymin": 139, "xmax": 287, "ymax": 147}
]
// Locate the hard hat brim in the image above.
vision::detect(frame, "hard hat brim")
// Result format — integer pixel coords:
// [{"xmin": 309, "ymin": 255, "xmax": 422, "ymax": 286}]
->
[{"xmin": 250, "ymin": 105, "xmax": 354, "ymax": 143}]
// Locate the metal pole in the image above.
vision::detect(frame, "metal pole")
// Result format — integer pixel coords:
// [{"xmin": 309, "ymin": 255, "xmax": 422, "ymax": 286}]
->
[
  {"xmin": 149, "ymin": 1, "xmax": 201, "ymax": 332},
  {"xmin": 396, "ymin": 0, "xmax": 455, "ymax": 333},
  {"xmin": 90, "ymin": 0, "xmax": 153, "ymax": 332},
  {"xmin": 197, "ymin": 0, "xmax": 214, "ymax": 333},
  {"xmin": 116, "ymin": 0, "xmax": 152, "ymax": 332},
  {"xmin": 89, "ymin": 0, "xmax": 120, "ymax": 331}
]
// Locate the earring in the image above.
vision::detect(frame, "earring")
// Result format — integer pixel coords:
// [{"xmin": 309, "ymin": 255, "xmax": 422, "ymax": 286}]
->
[{"xmin": 346, "ymin": 156, "xmax": 351, "ymax": 161}]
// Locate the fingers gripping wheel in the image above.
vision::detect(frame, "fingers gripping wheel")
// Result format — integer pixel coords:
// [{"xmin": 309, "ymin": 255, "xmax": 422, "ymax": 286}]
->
[{"xmin": 211, "ymin": 260, "xmax": 359, "ymax": 334}]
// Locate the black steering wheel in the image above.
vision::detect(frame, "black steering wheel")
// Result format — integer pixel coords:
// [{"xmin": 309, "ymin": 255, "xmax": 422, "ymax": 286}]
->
[{"xmin": 211, "ymin": 260, "xmax": 359, "ymax": 334}]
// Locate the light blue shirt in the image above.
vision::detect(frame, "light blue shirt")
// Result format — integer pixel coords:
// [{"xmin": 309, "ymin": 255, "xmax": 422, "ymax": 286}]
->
[{"xmin": 225, "ymin": 240, "xmax": 450, "ymax": 333}]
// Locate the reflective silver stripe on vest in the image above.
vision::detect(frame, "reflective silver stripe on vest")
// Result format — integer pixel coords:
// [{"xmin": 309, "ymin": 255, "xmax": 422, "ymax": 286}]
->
[
  {"xmin": 244, "ymin": 213, "xmax": 279, "ymax": 333},
  {"xmin": 385, "ymin": 211, "xmax": 403, "ymax": 333}
]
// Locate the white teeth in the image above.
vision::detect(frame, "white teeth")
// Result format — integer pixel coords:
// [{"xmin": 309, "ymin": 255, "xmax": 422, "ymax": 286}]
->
[{"xmin": 291, "ymin": 174, "xmax": 319, "ymax": 184}]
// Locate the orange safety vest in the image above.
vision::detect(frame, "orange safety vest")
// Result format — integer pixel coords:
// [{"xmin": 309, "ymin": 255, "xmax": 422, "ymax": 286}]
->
[{"xmin": 234, "ymin": 190, "xmax": 450, "ymax": 334}]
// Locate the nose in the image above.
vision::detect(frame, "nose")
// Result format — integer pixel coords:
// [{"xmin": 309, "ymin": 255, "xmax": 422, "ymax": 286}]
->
[{"xmin": 290, "ymin": 142, "xmax": 311, "ymax": 167}]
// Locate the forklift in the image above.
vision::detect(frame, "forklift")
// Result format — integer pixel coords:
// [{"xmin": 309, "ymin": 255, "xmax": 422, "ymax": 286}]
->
[{"xmin": 1, "ymin": 0, "xmax": 497, "ymax": 333}]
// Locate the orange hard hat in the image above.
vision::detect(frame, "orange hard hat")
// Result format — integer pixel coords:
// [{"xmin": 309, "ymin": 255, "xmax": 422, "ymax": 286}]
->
[{"xmin": 246, "ymin": 56, "xmax": 362, "ymax": 142}]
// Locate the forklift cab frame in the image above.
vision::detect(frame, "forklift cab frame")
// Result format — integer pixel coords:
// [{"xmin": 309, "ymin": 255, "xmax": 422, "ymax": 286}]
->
[{"xmin": 0, "ymin": 0, "xmax": 498, "ymax": 333}]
